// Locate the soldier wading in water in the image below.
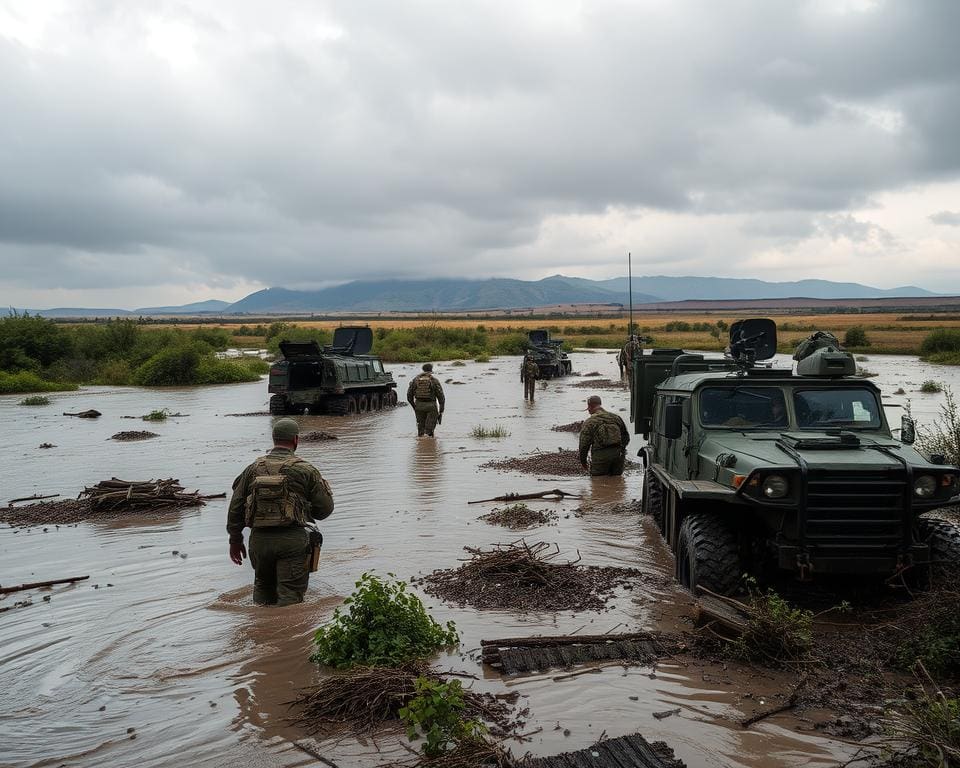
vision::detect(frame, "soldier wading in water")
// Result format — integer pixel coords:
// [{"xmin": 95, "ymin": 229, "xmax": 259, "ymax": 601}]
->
[
  {"xmin": 579, "ymin": 395, "xmax": 630, "ymax": 476},
  {"xmin": 407, "ymin": 363, "xmax": 445, "ymax": 437},
  {"xmin": 521, "ymin": 353, "xmax": 539, "ymax": 401},
  {"xmin": 227, "ymin": 418, "xmax": 334, "ymax": 606}
]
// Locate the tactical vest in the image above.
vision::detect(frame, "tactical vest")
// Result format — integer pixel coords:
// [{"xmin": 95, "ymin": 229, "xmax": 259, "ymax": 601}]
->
[
  {"xmin": 413, "ymin": 374, "xmax": 435, "ymax": 399},
  {"xmin": 244, "ymin": 455, "xmax": 309, "ymax": 528},
  {"xmin": 592, "ymin": 412, "xmax": 623, "ymax": 450}
]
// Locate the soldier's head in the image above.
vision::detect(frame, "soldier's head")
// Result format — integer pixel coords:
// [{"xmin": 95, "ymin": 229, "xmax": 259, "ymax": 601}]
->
[
  {"xmin": 586, "ymin": 395, "xmax": 602, "ymax": 414},
  {"xmin": 272, "ymin": 417, "xmax": 300, "ymax": 450},
  {"xmin": 422, "ymin": 363, "xmax": 433, "ymax": 373}
]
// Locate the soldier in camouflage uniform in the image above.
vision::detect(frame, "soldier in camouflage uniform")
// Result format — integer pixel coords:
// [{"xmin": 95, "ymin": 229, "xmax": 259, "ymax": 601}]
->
[
  {"xmin": 620, "ymin": 335, "xmax": 642, "ymax": 382},
  {"xmin": 579, "ymin": 395, "xmax": 630, "ymax": 476},
  {"xmin": 521, "ymin": 354, "xmax": 540, "ymax": 401},
  {"xmin": 406, "ymin": 363, "xmax": 445, "ymax": 437},
  {"xmin": 227, "ymin": 418, "xmax": 334, "ymax": 606}
]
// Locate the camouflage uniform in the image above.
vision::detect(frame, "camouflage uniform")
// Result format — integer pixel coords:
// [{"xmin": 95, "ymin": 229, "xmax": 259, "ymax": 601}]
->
[
  {"xmin": 579, "ymin": 407, "xmax": 630, "ymax": 476},
  {"xmin": 521, "ymin": 357, "xmax": 539, "ymax": 401},
  {"xmin": 407, "ymin": 372, "xmax": 445, "ymax": 436},
  {"xmin": 621, "ymin": 338, "xmax": 641, "ymax": 381},
  {"xmin": 227, "ymin": 447, "xmax": 334, "ymax": 606}
]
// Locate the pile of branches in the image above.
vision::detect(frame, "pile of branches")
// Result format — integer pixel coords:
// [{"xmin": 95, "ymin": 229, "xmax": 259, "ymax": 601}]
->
[
  {"xmin": 388, "ymin": 740, "xmax": 517, "ymax": 768},
  {"xmin": 0, "ymin": 478, "xmax": 220, "ymax": 527},
  {"xmin": 571, "ymin": 378, "xmax": 627, "ymax": 390},
  {"xmin": 550, "ymin": 421, "xmax": 583, "ymax": 433},
  {"xmin": 482, "ymin": 449, "xmax": 639, "ymax": 476},
  {"xmin": 417, "ymin": 541, "xmax": 641, "ymax": 612},
  {"xmin": 478, "ymin": 504, "xmax": 557, "ymax": 530},
  {"xmin": 110, "ymin": 431, "xmax": 159, "ymax": 441},
  {"xmin": 288, "ymin": 664, "xmax": 520, "ymax": 738}
]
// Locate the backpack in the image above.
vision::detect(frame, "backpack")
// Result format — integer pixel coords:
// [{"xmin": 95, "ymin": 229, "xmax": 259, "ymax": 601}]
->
[
  {"xmin": 244, "ymin": 456, "xmax": 309, "ymax": 528},
  {"xmin": 593, "ymin": 413, "xmax": 623, "ymax": 449},
  {"xmin": 414, "ymin": 374, "xmax": 435, "ymax": 399}
]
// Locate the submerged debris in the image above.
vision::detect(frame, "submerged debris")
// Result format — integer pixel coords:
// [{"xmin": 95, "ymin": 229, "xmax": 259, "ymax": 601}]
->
[
  {"xmin": 418, "ymin": 541, "xmax": 642, "ymax": 612},
  {"xmin": 223, "ymin": 411, "xmax": 271, "ymax": 417},
  {"xmin": 110, "ymin": 431, "xmax": 159, "ymax": 441},
  {"xmin": 288, "ymin": 664, "xmax": 521, "ymax": 738},
  {"xmin": 478, "ymin": 504, "xmax": 558, "ymax": 530},
  {"xmin": 63, "ymin": 409, "xmax": 101, "ymax": 418},
  {"xmin": 38, "ymin": 443, "xmax": 56, "ymax": 449},
  {"xmin": 482, "ymin": 449, "xmax": 639, "ymax": 476},
  {"xmin": 550, "ymin": 421, "xmax": 583, "ymax": 433},
  {"xmin": 300, "ymin": 431, "xmax": 338, "ymax": 442},
  {"xmin": 0, "ymin": 478, "xmax": 223, "ymax": 527},
  {"xmin": 522, "ymin": 733, "xmax": 685, "ymax": 768},
  {"xmin": 571, "ymin": 378, "xmax": 627, "ymax": 390}
]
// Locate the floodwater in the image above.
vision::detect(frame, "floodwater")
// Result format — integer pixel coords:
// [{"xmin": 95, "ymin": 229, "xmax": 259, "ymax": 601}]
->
[{"xmin": 1, "ymin": 351, "xmax": 958, "ymax": 768}]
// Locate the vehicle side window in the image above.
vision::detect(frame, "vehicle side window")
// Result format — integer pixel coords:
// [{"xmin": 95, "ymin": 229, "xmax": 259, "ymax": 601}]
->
[{"xmin": 699, "ymin": 387, "xmax": 787, "ymax": 429}]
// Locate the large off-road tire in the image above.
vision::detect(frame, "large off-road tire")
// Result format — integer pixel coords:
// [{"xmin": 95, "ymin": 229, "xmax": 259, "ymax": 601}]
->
[
  {"xmin": 676, "ymin": 513, "xmax": 742, "ymax": 596},
  {"xmin": 918, "ymin": 517, "xmax": 960, "ymax": 566},
  {"xmin": 269, "ymin": 395, "xmax": 287, "ymax": 415},
  {"xmin": 641, "ymin": 470, "xmax": 665, "ymax": 532}
]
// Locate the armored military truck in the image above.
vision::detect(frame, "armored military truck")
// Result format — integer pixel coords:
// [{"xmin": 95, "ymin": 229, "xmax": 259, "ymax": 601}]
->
[
  {"xmin": 268, "ymin": 326, "xmax": 398, "ymax": 416},
  {"xmin": 632, "ymin": 319, "xmax": 960, "ymax": 594},
  {"xmin": 526, "ymin": 329, "xmax": 573, "ymax": 378}
]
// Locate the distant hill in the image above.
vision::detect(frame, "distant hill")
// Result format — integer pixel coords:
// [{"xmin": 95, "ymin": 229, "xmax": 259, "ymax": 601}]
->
[
  {"xmin": 134, "ymin": 299, "xmax": 232, "ymax": 314},
  {"xmin": 225, "ymin": 274, "xmax": 936, "ymax": 313},
  {"xmin": 226, "ymin": 276, "xmax": 656, "ymax": 313}
]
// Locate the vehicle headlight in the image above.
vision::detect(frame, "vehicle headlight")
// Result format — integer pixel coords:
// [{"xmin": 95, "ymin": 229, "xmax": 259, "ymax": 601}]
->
[
  {"xmin": 913, "ymin": 475, "xmax": 937, "ymax": 499},
  {"xmin": 762, "ymin": 474, "xmax": 790, "ymax": 499}
]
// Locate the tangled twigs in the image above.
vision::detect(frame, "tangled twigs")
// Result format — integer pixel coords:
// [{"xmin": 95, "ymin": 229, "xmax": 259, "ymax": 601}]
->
[
  {"xmin": 418, "ymin": 541, "xmax": 642, "ymax": 612},
  {"xmin": 80, "ymin": 479, "xmax": 222, "ymax": 511},
  {"xmin": 478, "ymin": 505, "xmax": 558, "ymax": 530}
]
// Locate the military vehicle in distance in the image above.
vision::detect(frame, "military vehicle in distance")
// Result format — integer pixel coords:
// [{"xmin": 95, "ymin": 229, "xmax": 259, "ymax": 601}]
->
[
  {"xmin": 268, "ymin": 326, "xmax": 398, "ymax": 416},
  {"xmin": 526, "ymin": 329, "xmax": 573, "ymax": 378},
  {"xmin": 631, "ymin": 319, "xmax": 960, "ymax": 594}
]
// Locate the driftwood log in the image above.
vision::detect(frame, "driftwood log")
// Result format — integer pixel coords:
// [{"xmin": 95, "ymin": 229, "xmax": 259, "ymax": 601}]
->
[
  {"xmin": 0, "ymin": 575, "xmax": 89, "ymax": 594},
  {"xmin": 63, "ymin": 410, "xmax": 101, "ymax": 418},
  {"xmin": 7, "ymin": 493, "xmax": 60, "ymax": 506},
  {"xmin": 694, "ymin": 587, "xmax": 752, "ymax": 637},
  {"xmin": 468, "ymin": 488, "xmax": 582, "ymax": 504},
  {"xmin": 80, "ymin": 479, "xmax": 225, "ymax": 512}
]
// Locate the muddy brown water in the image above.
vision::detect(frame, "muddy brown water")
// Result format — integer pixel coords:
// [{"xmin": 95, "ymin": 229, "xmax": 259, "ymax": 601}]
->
[{"xmin": 2, "ymin": 353, "xmax": 959, "ymax": 768}]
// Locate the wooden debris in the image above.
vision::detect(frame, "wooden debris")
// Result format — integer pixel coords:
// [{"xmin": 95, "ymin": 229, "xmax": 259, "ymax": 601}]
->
[
  {"xmin": 7, "ymin": 493, "xmax": 60, "ymax": 506},
  {"xmin": 0, "ymin": 575, "xmax": 89, "ymax": 594},
  {"xmin": 418, "ymin": 541, "xmax": 643, "ymax": 613},
  {"xmin": 521, "ymin": 733, "xmax": 685, "ymax": 768},
  {"xmin": 481, "ymin": 632, "xmax": 675, "ymax": 674},
  {"xmin": 469, "ymin": 488, "xmax": 582, "ymax": 505},
  {"xmin": 63, "ymin": 409, "xmax": 101, "ymax": 418},
  {"xmin": 694, "ymin": 587, "xmax": 752, "ymax": 637},
  {"xmin": 300, "ymin": 431, "xmax": 338, "ymax": 442},
  {"xmin": 38, "ymin": 443, "xmax": 56, "ymax": 449},
  {"xmin": 80, "ymin": 479, "xmax": 222, "ymax": 512},
  {"xmin": 110, "ymin": 431, "xmax": 159, "ymax": 441}
]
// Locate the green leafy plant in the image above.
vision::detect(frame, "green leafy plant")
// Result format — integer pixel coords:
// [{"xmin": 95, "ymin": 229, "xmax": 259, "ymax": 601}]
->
[
  {"xmin": 920, "ymin": 380, "xmax": 943, "ymax": 394},
  {"xmin": 844, "ymin": 326, "xmax": 871, "ymax": 347},
  {"xmin": 731, "ymin": 581, "xmax": 813, "ymax": 665},
  {"xmin": 142, "ymin": 409, "xmax": 170, "ymax": 421},
  {"xmin": 887, "ymin": 692, "xmax": 960, "ymax": 767},
  {"xmin": 311, "ymin": 573, "xmax": 458, "ymax": 669},
  {"xmin": 399, "ymin": 676, "xmax": 486, "ymax": 758},
  {"xmin": 470, "ymin": 424, "xmax": 511, "ymax": 438},
  {"xmin": 19, "ymin": 395, "xmax": 51, "ymax": 406},
  {"xmin": 917, "ymin": 386, "xmax": 960, "ymax": 465}
]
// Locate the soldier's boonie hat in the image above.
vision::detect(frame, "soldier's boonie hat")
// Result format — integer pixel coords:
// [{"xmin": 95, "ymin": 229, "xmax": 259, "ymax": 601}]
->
[
  {"xmin": 586, "ymin": 395, "xmax": 602, "ymax": 409},
  {"xmin": 422, "ymin": 363, "xmax": 433, "ymax": 372},
  {"xmin": 272, "ymin": 417, "xmax": 300, "ymax": 442}
]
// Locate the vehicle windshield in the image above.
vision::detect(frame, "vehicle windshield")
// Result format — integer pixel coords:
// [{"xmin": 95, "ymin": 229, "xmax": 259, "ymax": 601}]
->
[
  {"xmin": 699, "ymin": 387, "xmax": 788, "ymax": 429},
  {"xmin": 794, "ymin": 388, "xmax": 882, "ymax": 429}
]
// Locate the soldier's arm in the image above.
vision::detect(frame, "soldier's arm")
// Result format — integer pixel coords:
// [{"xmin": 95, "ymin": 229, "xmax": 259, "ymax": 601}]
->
[
  {"xmin": 578, "ymin": 421, "xmax": 594, "ymax": 464},
  {"xmin": 406, "ymin": 378, "xmax": 416, "ymax": 406},
  {"xmin": 434, "ymin": 379, "xmax": 445, "ymax": 411},
  {"xmin": 226, "ymin": 469, "xmax": 250, "ymax": 542},
  {"xmin": 520, "ymin": 361, "xmax": 524, "ymax": 381},
  {"xmin": 306, "ymin": 467, "xmax": 334, "ymax": 521},
  {"xmin": 619, "ymin": 416, "xmax": 630, "ymax": 447},
  {"xmin": 533, "ymin": 363, "xmax": 539, "ymax": 377}
]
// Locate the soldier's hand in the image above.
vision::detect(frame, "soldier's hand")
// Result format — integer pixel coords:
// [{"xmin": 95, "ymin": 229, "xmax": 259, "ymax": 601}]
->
[{"xmin": 229, "ymin": 540, "xmax": 247, "ymax": 565}]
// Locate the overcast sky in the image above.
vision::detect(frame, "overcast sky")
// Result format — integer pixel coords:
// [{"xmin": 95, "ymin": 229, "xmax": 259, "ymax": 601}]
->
[{"xmin": 2, "ymin": 0, "xmax": 959, "ymax": 308}]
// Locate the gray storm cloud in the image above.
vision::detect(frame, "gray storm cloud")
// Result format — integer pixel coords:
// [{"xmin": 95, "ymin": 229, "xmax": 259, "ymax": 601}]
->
[{"xmin": 0, "ymin": 0, "xmax": 959, "ymax": 300}]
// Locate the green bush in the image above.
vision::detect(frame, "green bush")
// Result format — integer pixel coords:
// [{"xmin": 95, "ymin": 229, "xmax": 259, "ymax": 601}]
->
[
  {"xmin": 96, "ymin": 359, "xmax": 134, "ymax": 385},
  {"xmin": 887, "ymin": 695, "xmax": 960, "ymax": 766},
  {"xmin": 731, "ymin": 585, "xmax": 813, "ymax": 666},
  {"xmin": 0, "ymin": 312, "xmax": 72, "ymax": 371},
  {"xmin": 844, "ymin": 326, "xmax": 871, "ymax": 347},
  {"xmin": 920, "ymin": 329, "xmax": 960, "ymax": 359},
  {"xmin": 470, "ymin": 424, "xmax": 510, "ymax": 438},
  {"xmin": 917, "ymin": 386, "xmax": 960, "ymax": 465},
  {"xmin": 143, "ymin": 409, "xmax": 169, "ymax": 421},
  {"xmin": 399, "ymin": 677, "xmax": 486, "ymax": 758},
  {"xmin": 134, "ymin": 345, "xmax": 204, "ymax": 386},
  {"xmin": 194, "ymin": 358, "xmax": 261, "ymax": 385},
  {"xmin": 0, "ymin": 371, "xmax": 77, "ymax": 394},
  {"xmin": 267, "ymin": 326, "xmax": 333, "ymax": 354},
  {"xmin": 19, "ymin": 395, "xmax": 51, "ymax": 406},
  {"xmin": 920, "ymin": 380, "xmax": 943, "ymax": 394},
  {"xmin": 310, "ymin": 573, "xmax": 458, "ymax": 669}
]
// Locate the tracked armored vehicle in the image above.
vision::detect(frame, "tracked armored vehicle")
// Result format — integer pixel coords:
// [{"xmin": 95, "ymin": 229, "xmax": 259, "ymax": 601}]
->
[
  {"xmin": 632, "ymin": 319, "xmax": 960, "ymax": 594},
  {"xmin": 526, "ymin": 329, "xmax": 573, "ymax": 378},
  {"xmin": 268, "ymin": 327, "xmax": 398, "ymax": 416}
]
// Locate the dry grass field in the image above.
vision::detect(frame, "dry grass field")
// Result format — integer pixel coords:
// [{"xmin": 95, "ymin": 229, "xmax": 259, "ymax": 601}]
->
[{"xmin": 160, "ymin": 312, "xmax": 960, "ymax": 356}]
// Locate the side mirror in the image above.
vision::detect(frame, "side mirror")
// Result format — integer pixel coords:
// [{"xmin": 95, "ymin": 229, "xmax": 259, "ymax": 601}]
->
[
  {"xmin": 900, "ymin": 415, "xmax": 916, "ymax": 445},
  {"xmin": 664, "ymin": 402, "xmax": 683, "ymax": 440}
]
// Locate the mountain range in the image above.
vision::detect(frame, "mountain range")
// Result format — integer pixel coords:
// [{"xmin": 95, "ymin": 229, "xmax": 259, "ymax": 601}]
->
[{"xmin": 15, "ymin": 275, "xmax": 940, "ymax": 316}]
